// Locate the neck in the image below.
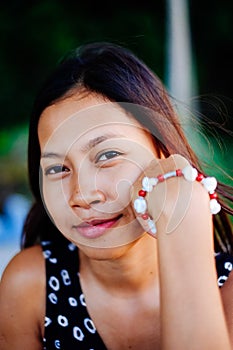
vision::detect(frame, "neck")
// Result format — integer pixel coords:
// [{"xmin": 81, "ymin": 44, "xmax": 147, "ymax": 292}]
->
[{"xmin": 79, "ymin": 233, "xmax": 159, "ymax": 294}]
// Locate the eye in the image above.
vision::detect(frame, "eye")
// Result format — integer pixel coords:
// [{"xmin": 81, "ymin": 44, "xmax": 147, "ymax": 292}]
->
[
  {"xmin": 44, "ymin": 165, "xmax": 70, "ymax": 176},
  {"xmin": 96, "ymin": 150, "xmax": 123, "ymax": 163}
]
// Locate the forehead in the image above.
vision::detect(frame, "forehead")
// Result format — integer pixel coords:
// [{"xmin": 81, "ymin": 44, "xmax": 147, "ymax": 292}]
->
[{"xmin": 38, "ymin": 92, "xmax": 149, "ymax": 150}]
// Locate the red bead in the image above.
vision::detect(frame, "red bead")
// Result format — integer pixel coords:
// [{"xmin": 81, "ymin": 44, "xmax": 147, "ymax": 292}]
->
[
  {"xmin": 209, "ymin": 192, "xmax": 218, "ymax": 199},
  {"xmin": 196, "ymin": 173, "xmax": 204, "ymax": 182},
  {"xmin": 141, "ymin": 213, "xmax": 149, "ymax": 220},
  {"xmin": 138, "ymin": 189, "xmax": 146, "ymax": 197},
  {"xmin": 157, "ymin": 174, "xmax": 164, "ymax": 182},
  {"xmin": 176, "ymin": 169, "xmax": 182, "ymax": 176}
]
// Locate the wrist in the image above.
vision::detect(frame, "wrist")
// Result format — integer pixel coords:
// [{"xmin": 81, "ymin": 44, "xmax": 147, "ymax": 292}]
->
[{"xmin": 133, "ymin": 161, "xmax": 220, "ymax": 237}]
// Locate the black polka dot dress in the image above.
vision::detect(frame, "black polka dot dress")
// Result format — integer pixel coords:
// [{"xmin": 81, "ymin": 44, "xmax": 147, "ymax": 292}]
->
[
  {"xmin": 41, "ymin": 238, "xmax": 107, "ymax": 350},
  {"xmin": 215, "ymin": 251, "xmax": 233, "ymax": 287},
  {"xmin": 41, "ymin": 238, "xmax": 233, "ymax": 350}
]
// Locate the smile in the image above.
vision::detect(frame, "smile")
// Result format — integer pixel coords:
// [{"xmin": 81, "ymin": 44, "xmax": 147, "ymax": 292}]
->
[{"xmin": 72, "ymin": 214, "xmax": 123, "ymax": 239}]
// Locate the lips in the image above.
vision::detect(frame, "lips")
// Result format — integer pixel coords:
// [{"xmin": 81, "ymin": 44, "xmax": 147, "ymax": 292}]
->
[{"xmin": 73, "ymin": 214, "xmax": 123, "ymax": 239}]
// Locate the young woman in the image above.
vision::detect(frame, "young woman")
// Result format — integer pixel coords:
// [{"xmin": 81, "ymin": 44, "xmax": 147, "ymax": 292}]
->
[{"xmin": 1, "ymin": 42, "xmax": 233, "ymax": 350}]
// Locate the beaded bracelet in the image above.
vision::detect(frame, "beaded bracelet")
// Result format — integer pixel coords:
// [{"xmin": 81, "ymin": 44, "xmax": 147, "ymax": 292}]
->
[{"xmin": 133, "ymin": 165, "xmax": 221, "ymax": 235}]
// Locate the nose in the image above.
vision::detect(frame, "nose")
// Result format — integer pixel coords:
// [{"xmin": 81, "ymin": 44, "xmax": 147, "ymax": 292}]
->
[
  {"xmin": 68, "ymin": 174, "xmax": 106, "ymax": 209},
  {"xmin": 69, "ymin": 189, "xmax": 106, "ymax": 209}
]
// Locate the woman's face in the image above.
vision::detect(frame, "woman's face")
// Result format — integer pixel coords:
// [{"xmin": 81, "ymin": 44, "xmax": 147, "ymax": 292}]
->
[{"xmin": 38, "ymin": 91, "xmax": 158, "ymax": 250}]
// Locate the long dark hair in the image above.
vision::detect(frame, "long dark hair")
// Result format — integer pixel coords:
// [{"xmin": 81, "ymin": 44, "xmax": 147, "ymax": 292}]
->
[{"xmin": 22, "ymin": 41, "xmax": 233, "ymax": 253}]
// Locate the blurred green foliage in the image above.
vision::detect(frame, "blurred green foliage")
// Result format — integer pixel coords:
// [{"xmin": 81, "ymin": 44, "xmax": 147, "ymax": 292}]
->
[
  {"xmin": 0, "ymin": 0, "xmax": 232, "ymax": 195},
  {"xmin": 0, "ymin": 0, "xmax": 166, "ymax": 129}
]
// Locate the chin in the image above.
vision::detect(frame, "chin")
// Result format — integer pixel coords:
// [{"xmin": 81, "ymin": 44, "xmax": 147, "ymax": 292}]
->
[{"xmin": 77, "ymin": 238, "xmax": 141, "ymax": 261}]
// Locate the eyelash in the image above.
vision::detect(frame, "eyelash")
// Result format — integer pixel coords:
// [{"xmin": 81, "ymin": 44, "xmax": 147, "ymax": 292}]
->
[
  {"xmin": 44, "ymin": 165, "xmax": 70, "ymax": 176},
  {"xmin": 44, "ymin": 150, "xmax": 122, "ymax": 176},
  {"xmin": 95, "ymin": 150, "xmax": 123, "ymax": 163}
]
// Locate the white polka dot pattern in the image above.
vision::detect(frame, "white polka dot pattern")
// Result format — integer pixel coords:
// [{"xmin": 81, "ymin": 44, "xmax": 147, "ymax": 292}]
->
[
  {"xmin": 41, "ymin": 239, "xmax": 233, "ymax": 349},
  {"xmin": 41, "ymin": 239, "xmax": 107, "ymax": 349},
  {"xmin": 215, "ymin": 252, "xmax": 233, "ymax": 287}
]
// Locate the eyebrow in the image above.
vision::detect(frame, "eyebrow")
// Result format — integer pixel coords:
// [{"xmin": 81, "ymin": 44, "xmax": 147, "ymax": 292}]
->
[
  {"xmin": 41, "ymin": 132, "xmax": 121, "ymax": 159},
  {"xmin": 41, "ymin": 152, "xmax": 65, "ymax": 159},
  {"xmin": 80, "ymin": 133, "xmax": 121, "ymax": 152}
]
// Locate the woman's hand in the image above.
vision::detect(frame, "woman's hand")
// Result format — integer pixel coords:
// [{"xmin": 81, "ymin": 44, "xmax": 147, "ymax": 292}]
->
[
  {"xmin": 131, "ymin": 154, "xmax": 209, "ymax": 236},
  {"xmin": 131, "ymin": 154, "xmax": 232, "ymax": 349}
]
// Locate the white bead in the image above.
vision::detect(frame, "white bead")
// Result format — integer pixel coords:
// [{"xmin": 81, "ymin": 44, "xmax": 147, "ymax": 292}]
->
[
  {"xmin": 133, "ymin": 197, "xmax": 147, "ymax": 214},
  {"xmin": 164, "ymin": 171, "xmax": 176, "ymax": 179},
  {"xmin": 147, "ymin": 218, "xmax": 157, "ymax": 235},
  {"xmin": 201, "ymin": 177, "xmax": 217, "ymax": 192},
  {"xmin": 149, "ymin": 177, "xmax": 158, "ymax": 186},
  {"xmin": 142, "ymin": 177, "xmax": 153, "ymax": 192},
  {"xmin": 182, "ymin": 165, "xmax": 198, "ymax": 182},
  {"xmin": 209, "ymin": 199, "xmax": 221, "ymax": 214}
]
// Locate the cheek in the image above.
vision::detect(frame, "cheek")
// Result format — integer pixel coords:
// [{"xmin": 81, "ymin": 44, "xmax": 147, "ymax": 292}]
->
[
  {"xmin": 97, "ymin": 162, "xmax": 144, "ymax": 211},
  {"xmin": 42, "ymin": 179, "xmax": 69, "ymax": 222}
]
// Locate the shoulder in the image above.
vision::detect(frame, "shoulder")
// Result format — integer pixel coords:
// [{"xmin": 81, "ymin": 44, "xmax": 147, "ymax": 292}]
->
[
  {"xmin": 0, "ymin": 245, "xmax": 45, "ymax": 307},
  {"xmin": 1, "ymin": 245, "xmax": 45, "ymax": 291},
  {"xmin": 0, "ymin": 245, "xmax": 45, "ymax": 349}
]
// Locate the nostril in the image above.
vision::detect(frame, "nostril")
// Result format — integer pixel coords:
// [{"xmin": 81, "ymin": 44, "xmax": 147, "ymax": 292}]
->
[{"xmin": 69, "ymin": 189, "xmax": 106, "ymax": 208}]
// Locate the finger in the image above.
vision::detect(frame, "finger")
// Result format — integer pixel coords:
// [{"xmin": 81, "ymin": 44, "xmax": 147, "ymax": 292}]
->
[{"xmin": 131, "ymin": 154, "xmax": 195, "ymax": 235}]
